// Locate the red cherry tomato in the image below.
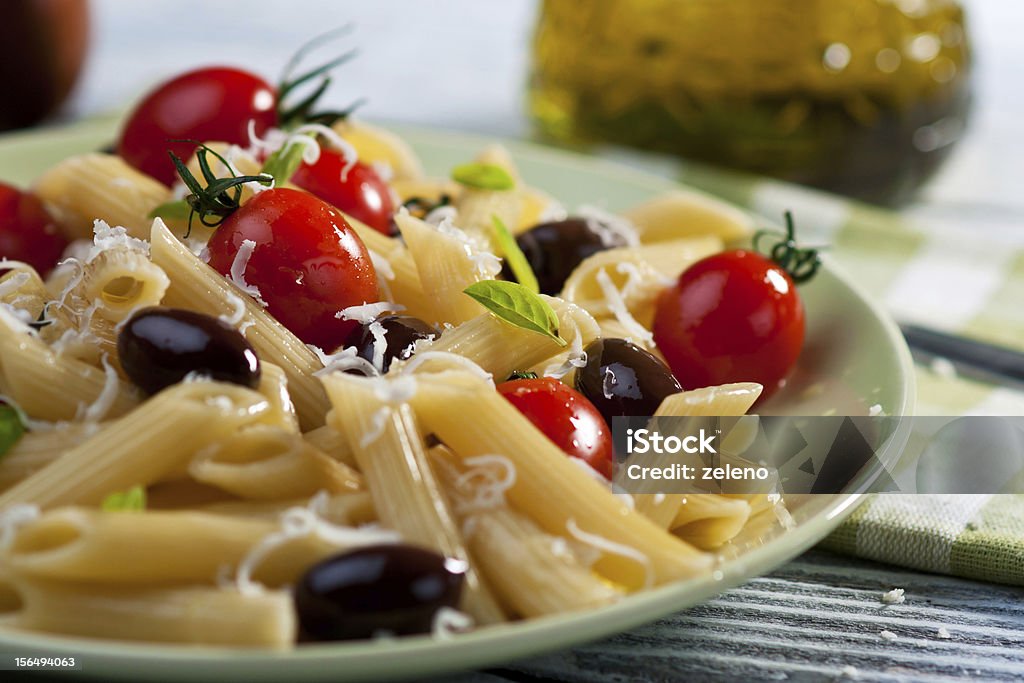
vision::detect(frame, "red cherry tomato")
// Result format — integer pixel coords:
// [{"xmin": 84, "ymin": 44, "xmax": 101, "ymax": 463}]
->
[
  {"xmin": 117, "ymin": 67, "xmax": 278, "ymax": 186},
  {"xmin": 206, "ymin": 187, "xmax": 378, "ymax": 350},
  {"xmin": 653, "ymin": 249, "xmax": 804, "ymax": 400},
  {"xmin": 0, "ymin": 182, "xmax": 67, "ymax": 275},
  {"xmin": 291, "ymin": 150, "xmax": 395, "ymax": 235},
  {"xmin": 498, "ymin": 377, "xmax": 613, "ymax": 478}
]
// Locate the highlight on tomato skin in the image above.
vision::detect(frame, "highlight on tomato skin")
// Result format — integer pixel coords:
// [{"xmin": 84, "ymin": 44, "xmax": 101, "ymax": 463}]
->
[
  {"xmin": 497, "ymin": 376, "xmax": 614, "ymax": 478},
  {"xmin": 116, "ymin": 66, "xmax": 278, "ymax": 186},
  {"xmin": 291, "ymin": 149, "xmax": 396, "ymax": 235},
  {"xmin": 652, "ymin": 249, "xmax": 805, "ymax": 401},
  {"xmin": 0, "ymin": 182, "xmax": 68, "ymax": 276},
  {"xmin": 205, "ymin": 187, "xmax": 379, "ymax": 351}
]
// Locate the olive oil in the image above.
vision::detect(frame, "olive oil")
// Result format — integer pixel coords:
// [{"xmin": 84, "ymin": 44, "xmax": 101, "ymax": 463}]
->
[{"xmin": 529, "ymin": 0, "xmax": 971, "ymax": 205}]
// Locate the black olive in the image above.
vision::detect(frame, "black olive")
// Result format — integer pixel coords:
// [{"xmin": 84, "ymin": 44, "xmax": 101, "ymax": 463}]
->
[
  {"xmin": 344, "ymin": 315, "xmax": 438, "ymax": 374},
  {"xmin": 505, "ymin": 217, "xmax": 628, "ymax": 295},
  {"xmin": 575, "ymin": 338, "xmax": 682, "ymax": 422},
  {"xmin": 117, "ymin": 306, "xmax": 261, "ymax": 395},
  {"xmin": 295, "ymin": 544, "xmax": 466, "ymax": 641}
]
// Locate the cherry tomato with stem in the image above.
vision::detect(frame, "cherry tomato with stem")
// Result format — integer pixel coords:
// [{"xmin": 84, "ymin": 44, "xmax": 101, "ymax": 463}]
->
[
  {"xmin": 652, "ymin": 212, "xmax": 819, "ymax": 401},
  {"xmin": 291, "ymin": 149, "xmax": 396, "ymax": 235},
  {"xmin": 498, "ymin": 376, "xmax": 614, "ymax": 478},
  {"xmin": 0, "ymin": 182, "xmax": 67, "ymax": 275},
  {"xmin": 117, "ymin": 67, "xmax": 278, "ymax": 186}
]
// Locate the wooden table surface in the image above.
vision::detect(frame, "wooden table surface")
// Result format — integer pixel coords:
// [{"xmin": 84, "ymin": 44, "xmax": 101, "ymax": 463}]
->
[
  {"xmin": 442, "ymin": 550, "xmax": 1024, "ymax": 682},
  {"xmin": 55, "ymin": 2, "xmax": 1024, "ymax": 680}
]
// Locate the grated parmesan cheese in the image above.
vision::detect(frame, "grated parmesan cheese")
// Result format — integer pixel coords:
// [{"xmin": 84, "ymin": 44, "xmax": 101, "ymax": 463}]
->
[
  {"xmin": 77, "ymin": 356, "xmax": 120, "ymax": 423},
  {"xmin": 431, "ymin": 606, "xmax": 473, "ymax": 640},
  {"xmin": 879, "ymin": 629, "xmax": 899, "ymax": 642},
  {"xmin": 425, "ymin": 205, "xmax": 458, "ymax": 226},
  {"xmin": 368, "ymin": 320, "xmax": 388, "ymax": 373},
  {"xmin": 937, "ymin": 626, "xmax": 952, "ymax": 639},
  {"xmin": 839, "ymin": 665, "xmax": 860, "ymax": 679},
  {"xmin": 433, "ymin": 215, "xmax": 501, "ymax": 279},
  {"xmin": 334, "ymin": 301, "xmax": 404, "ymax": 324},
  {"xmin": 868, "ymin": 404, "xmax": 885, "ymax": 417},
  {"xmin": 309, "ymin": 345, "xmax": 379, "ymax": 378},
  {"xmin": 219, "ymin": 292, "xmax": 247, "ymax": 327},
  {"xmin": 453, "ymin": 454, "xmax": 517, "ymax": 513},
  {"xmin": 229, "ymin": 239, "xmax": 268, "ymax": 307},
  {"xmin": 595, "ymin": 267, "xmax": 654, "ymax": 347},
  {"xmin": 881, "ymin": 588, "xmax": 905, "ymax": 605},
  {"xmin": 577, "ymin": 204, "xmax": 640, "ymax": 247},
  {"xmin": 566, "ymin": 518, "xmax": 653, "ymax": 589},
  {"xmin": 87, "ymin": 220, "xmax": 150, "ymax": 262},
  {"xmin": 543, "ymin": 319, "xmax": 587, "ymax": 379},
  {"xmin": 247, "ymin": 121, "xmax": 359, "ymax": 181}
]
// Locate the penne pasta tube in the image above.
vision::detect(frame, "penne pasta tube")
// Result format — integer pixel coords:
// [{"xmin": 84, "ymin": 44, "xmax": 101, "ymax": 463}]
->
[
  {"xmin": 0, "ymin": 424, "xmax": 102, "ymax": 492},
  {"xmin": 0, "ymin": 381, "xmax": 274, "ymax": 510},
  {"xmin": 0, "ymin": 307, "xmax": 138, "ymax": 422},
  {"xmin": 560, "ymin": 237, "xmax": 721, "ymax": 322},
  {"xmin": 431, "ymin": 447, "xmax": 622, "ymax": 618},
  {"xmin": 33, "ymin": 154, "xmax": 172, "ymax": 241},
  {"xmin": 0, "ymin": 264, "xmax": 47, "ymax": 317},
  {"xmin": 670, "ymin": 495, "xmax": 752, "ymax": 550},
  {"xmin": 420, "ymin": 296, "xmax": 598, "ymax": 381},
  {"xmin": 623, "ymin": 190, "xmax": 755, "ymax": 244},
  {"xmin": 302, "ymin": 422, "xmax": 357, "ymax": 469},
  {"xmin": 257, "ymin": 362, "xmax": 299, "ymax": 433},
  {"xmin": 187, "ymin": 426, "xmax": 362, "ymax": 500},
  {"xmin": 199, "ymin": 492, "xmax": 376, "ymax": 527},
  {"xmin": 321, "ymin": 372, "xmax": 505, "ymax": 626},
  {"xmin": 8, "ymin": 576, "xmax": 295, "ymax": 648},
  {"xmin": 148, "ymin": 218, "xmax": 329, "ymax": 430},
  {"xmin": 633, "ymin": 383, "xmax": 764, "ymax": 528},
  {"xmin": 395, "ymin": 212, "xmax": 492, "ymax": 325},
  {"xmin": 73, "ymin": 246, "xmax": 170, "ymax": 324},
  {"xmin": 341, "ymin": 215, "xmax": 435, "ymax": 318},
  {"xmin": 409, "ymin": 372, "xmax": 712, "ymax": 589},
  {"xmin": 1, "ymin": 507, "xmax": 367, "ymax": 588}
]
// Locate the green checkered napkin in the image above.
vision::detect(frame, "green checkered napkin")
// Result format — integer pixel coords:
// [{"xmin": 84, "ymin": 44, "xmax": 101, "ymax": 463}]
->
[{"xmin": 676, "ymin": 163, "xmax": 1024, "ymax": 586}]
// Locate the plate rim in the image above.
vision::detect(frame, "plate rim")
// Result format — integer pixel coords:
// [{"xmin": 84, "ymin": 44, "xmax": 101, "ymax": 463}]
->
[{"xmin": 0, "ymin": 118, "xmax": 917, "ymax": 681}]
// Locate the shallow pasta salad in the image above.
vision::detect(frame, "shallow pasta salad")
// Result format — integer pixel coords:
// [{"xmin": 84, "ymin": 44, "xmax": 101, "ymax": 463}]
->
[{"xmin": 0, "ymin": 42, "xmax": 816, "ymax": 649}]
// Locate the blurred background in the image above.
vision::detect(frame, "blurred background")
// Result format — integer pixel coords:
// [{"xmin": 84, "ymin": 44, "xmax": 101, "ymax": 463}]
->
[{"xmin": 4, "ymin": 0, "xmax": 1022, "ymax": 210}]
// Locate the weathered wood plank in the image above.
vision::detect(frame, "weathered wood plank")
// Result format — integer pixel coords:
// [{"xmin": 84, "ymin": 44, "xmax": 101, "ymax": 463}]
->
[{"xmin": 437, "ymin": 550, "xmax": 1024, "ymax": 682}]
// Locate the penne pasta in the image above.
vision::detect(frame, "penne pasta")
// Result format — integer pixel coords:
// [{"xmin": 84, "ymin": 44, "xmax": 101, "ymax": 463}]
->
[
  {"xmin": 8, "ymin": 576, "xmax": 295, "ymax": 648},
  {"xmin": 33, "ymin": 154, "xmax": 172, "ymax": 241},
  {"xmin": 187, "ymin": 426, "xmax": 362, "ymax": 500},
  {"xmin": 0, "ymin": 381, "xmax": 275, "ymax": 510},
  {"xmin": 670, "ymin": 495, "xmax": 752, "ymax": 550},
  {"xmin": 321, "ymin": 372, "xmax": 506, "ymax": 626},
  {"xmin": 409, "ymin": 372, "xmax": 712, "ymax": 589},
  {"xmin": 623, "ymin": 190, "xmax": 755, "ymax": 244},
  {"xmin": 431, "ymin": 447, "xmax": 622, "ymax": 618}
]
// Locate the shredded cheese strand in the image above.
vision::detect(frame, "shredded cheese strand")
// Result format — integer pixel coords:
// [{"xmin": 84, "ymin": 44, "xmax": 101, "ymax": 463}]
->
[
  {"xmin": 566, "ymin": 518, "xmax": 653, "ymax": 589},
  {"xmin": 595, "ymin": 267, "xmax": 655, "ymax": 347}
]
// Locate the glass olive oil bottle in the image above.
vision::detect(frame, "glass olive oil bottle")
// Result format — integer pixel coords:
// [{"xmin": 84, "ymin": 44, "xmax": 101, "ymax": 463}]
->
[{"xmin": 529, "ymin": 0, "xmax": 971, "ymax": 205}]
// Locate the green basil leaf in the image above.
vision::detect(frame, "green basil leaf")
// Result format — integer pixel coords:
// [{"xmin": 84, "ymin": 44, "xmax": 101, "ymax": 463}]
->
[
  {"xmin": 0, "ymin": 405, "xmax": 25, "ymax": 458},
  {"xmin": 451, "ymin": 163, "xmax": 515, "ymax": 191},
  {"xmin": 260, "ymin": 134, "xmax": 312, "ymax": 185},
  {"xmin": 148, "ymin": 199, "xmax": 190, "ymax": 220},
  {"xmin": 463, "ymin": 280, "xmax": 566, "ymax": 347},
  {"xmin": 491, "ymin": 215, "xmax": 540, "ymax": 294},
  {"xmin": 101, "ymin": 485, "xmax": 146, "ymax": 512}
]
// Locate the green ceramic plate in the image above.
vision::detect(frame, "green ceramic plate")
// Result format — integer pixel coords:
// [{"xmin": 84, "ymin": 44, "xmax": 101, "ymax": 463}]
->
[{"xmin": 0, "ymin": 118, "xmax": 915, "ymax": 682}]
